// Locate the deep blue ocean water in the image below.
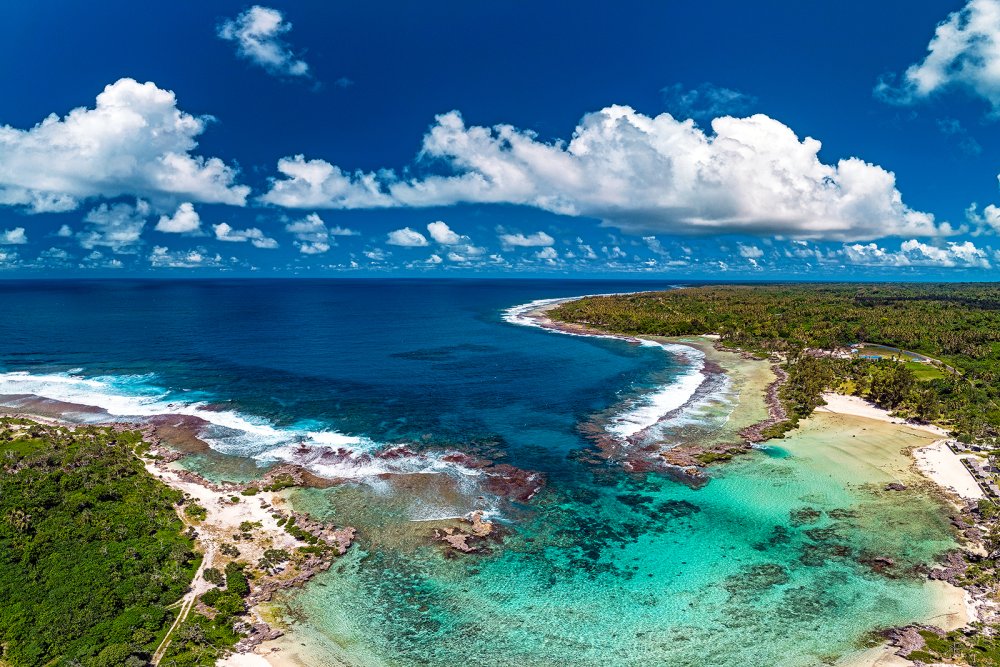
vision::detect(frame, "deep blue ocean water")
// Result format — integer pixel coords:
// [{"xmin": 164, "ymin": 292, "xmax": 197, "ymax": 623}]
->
[
  {"xmin": 0, "ymin": 279, "xmax": 960, "ymax": 667},
  {"xmin": 0, "ymin": 279, "xmax": 680, "ymax": 478}
]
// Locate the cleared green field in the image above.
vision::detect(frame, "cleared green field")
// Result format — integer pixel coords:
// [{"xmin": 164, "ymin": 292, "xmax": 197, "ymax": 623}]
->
[{"xmin": 904, "ymin": 361, "xmax": 946, "ymax": 381}]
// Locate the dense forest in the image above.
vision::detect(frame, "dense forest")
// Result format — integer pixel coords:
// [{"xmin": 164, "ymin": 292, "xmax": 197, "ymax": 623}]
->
[
  {"xmin": 550, "ymin": 284, "xmax": 1000, "ymax": 443},
  {"xmin": 0, "ymin": 418, "xmax": 199, "ymax": 666}
]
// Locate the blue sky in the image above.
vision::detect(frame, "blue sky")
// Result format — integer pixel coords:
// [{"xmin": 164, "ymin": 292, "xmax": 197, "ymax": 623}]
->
[{"xmin": 3, "ymin": 0, "xmax": 1000, "ymax": 277}]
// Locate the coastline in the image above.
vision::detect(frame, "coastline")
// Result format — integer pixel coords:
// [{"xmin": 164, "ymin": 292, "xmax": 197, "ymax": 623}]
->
[
  {"xmin": 508, "ymin": 296, "xmax": 785, "ymax": 476},
  {"xmin": 524, "ymin": 295, "xmax": 986, "ymax": 667},
  {"xmin": 809, "ymin": 394, "xmax": 979, "ymax": 666},
  {"xmin": 0, "ymin": 408, "xmax": 353, "ymax": 667},
  {"xmin": 0, "ymin": 289, "xmax": 990, "ymax": 667}
]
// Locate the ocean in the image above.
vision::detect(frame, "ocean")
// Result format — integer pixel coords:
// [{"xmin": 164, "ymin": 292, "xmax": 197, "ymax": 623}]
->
[{"xmin": 0, "ymin": 279, "xmax": 959, "ymax": 666}]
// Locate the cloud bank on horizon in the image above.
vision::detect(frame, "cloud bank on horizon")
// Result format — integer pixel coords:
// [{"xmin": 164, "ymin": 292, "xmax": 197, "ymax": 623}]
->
[{"xmin": 0, "ymin": 1, "xmax": 999, "ymax": 275}]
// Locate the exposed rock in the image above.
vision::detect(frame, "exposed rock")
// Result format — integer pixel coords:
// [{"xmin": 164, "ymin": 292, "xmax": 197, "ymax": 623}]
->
[
  {"xmin": 233, "ymin": 622, "xmax": 284, "ymax": 652},
  {"xmin": 433, "ymin": 510, "xmax": 497, "ymax": 553},
  {"xmin": 883, "ymin": 626, "xmax": 927, "ymax": 656},
  {"xmin": 434, "ymin": 528, "xmax": 475, "ymax": 553},
  {"xmin": 859, "ymin": 553, "xmax": 897, "ymax": 576},
  {"xmin": 928, "ymin": 549, "xmax": 967, "ymax": 584}
]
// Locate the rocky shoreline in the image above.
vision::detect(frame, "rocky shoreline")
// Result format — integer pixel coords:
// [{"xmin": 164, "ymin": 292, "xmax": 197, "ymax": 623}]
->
[
  {"xmin": 136, "ymin": 428, "xmax": 359, "ymax": 658},
  {"xmin": 877, "ymin": 494, "xmax": 999, "ymax": 663},
  {"xmin": 520, "ymin": 301, "xmax": 792, "ymax": 482}
]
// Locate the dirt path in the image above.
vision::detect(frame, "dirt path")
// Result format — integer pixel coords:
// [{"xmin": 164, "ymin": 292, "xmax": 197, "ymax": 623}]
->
[{"xmin": 151, "ymin": 516, "xmax": 215, "ymax": 665}]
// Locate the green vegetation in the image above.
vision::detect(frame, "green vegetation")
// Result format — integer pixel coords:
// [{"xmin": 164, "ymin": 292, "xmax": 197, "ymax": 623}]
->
[
  {"xmin": 0, "ymin": 419, "xmax": 197, "ymax": 666},
  {"xmin": 905, "ymin": 627, "xmax": 1000, "ymax": 666},
  {"xmin": 158, "ymin": 613, "xmax": 241, "ymax": 667},
  {"xmin": 202, "ymin": 567, "xmax": 224, "ymax": 586},
  {"xmin": 159, "ymin": 564, "xmax": 250, "ymax": 665},
  {"xmin": 219, "ymin": 542, "xmax": 240, "ymax": 558},
  {"xmin": 282, "ymin": 514, "xmax": 320, "ymax": 544},
  {"xmin": 551, "ymin": 284, "xmax": 1000, "ymax": 444},
  {"xmin": 258, "ymin": 548, "xmax": 291, "ymax": 574},
  {"xmin": 262, "ymin": 473, "xmax": 296, "ymax": 492},
  {"xmin": 224, "ymin": 561, "xmax": 250, "ymax": 597},
  {"xmin": 183, "ymin": 502, "xmax": 208, "ymax": 521},
  {"xmin": 905, "ymin": 360, "xmax": 946, "ymax": 381}
]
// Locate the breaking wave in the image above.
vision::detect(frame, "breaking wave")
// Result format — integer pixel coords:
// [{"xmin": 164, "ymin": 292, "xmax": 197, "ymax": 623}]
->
[
  {"xmin": 0, "ymin": 370, "xmax": 482, "ymax": 482},
  {"xmin": 503, "ymin": 296, "xmax": 712, "ymax": 443}
]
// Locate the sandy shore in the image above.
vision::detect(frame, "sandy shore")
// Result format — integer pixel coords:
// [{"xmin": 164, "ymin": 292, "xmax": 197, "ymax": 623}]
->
[
  {"xmin": 227, "ymin": 390, "xmax": 982, "ymax": 667},
  {"xmin": 217, "ymin": 650, "xmax": 316, "ymax": 667},
  {"xmin": 914, "ymin": 442, "xmax": 985, "ymax": 502},
  {"xmin": 218, "ymin": 654, "xmax": 277, "ymax": 667},
  {"xmin": 811, "ymin": 393, "xmax": 980, "ymax": 666},
  {"xmin": 522, "ymin": 301, "xmax": 979, "ymax": 667},
  {"xmin": 136, "ymin": 454, "xmax": 355, "ymax": 666},
  {"xmin": 817, "ymin": 393, "xmax": 984, "ymax": 502},
  {"xmin": 141, "ymin": 460, "xmax": 302, "ymax": 663}
]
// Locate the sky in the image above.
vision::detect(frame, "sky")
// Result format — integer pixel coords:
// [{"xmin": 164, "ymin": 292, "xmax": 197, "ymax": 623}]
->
[{"xmin": 3, "ymin": 0, "xmax": 1000, "ymax": 278}]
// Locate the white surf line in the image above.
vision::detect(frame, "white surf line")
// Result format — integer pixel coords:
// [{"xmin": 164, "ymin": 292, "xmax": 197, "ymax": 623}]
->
[
  {"xmin": 0, "ymin": 370, "xmax": 487, "ymax": 482},
  {"xmin": 503, "ymin": 291, "xmax": 707, "ymax": 443}
]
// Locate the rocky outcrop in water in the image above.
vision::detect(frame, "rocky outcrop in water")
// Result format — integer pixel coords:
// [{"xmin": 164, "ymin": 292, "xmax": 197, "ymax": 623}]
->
[{"xmin": 433, "ymin": 510, "xmax": 497, "ymax": 554}]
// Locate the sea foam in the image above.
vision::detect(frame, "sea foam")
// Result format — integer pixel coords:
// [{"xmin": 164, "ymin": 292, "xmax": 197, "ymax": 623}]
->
[
  {"xmin": 0, "ymin": 370, "xmax": 481, "ymax": 482},
  {"xmin": 503, "ymin": 296, "xmax": 709, "ymax": 443},
  {"xmin": 605, "ymin": 340, "xmax": 707, "ymax": 439}
]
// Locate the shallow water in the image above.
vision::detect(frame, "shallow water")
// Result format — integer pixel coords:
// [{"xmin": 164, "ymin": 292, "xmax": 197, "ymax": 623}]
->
[
  {"xmin": 0, "ymin": 279, "xmax": 960, "ymax": 666},
  {"xmin": 274, "ymin": 412, "xmax": 953, "ymax": 667}
]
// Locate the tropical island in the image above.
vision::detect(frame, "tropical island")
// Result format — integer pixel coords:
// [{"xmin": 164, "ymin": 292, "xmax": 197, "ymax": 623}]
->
[
  {"xmin": 8, "ymin": 282, "xmax": 1000, "ymax": 666},
  {"xmin": 547, "ymin": 283, "xmax": 1000, "ymax": 665}
]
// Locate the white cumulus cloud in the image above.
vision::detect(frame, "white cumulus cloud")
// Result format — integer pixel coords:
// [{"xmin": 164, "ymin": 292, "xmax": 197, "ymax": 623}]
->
[
  {"xmin": 840, "ymin": 239, "xmax": 991, "ymax": 268},
  {"xmin": 149, "ymin": 245, "xmax": 225, "ymax": 268},
  {"xmin": 262, "ymin": 106, "xmax": 942, "ymax": 241},
  {"xmin": 218, "ymin": 5, "xmax": 310, "ymax": 78},
  {"xmin": 499, "ymin": 231, "xmax": 555, "ymax": 247},
  {"xmin": 285, "ymin": 212, "xmax": 344, "ymax": 254},
  {"xmin": 260, "ymin": 155, "xmax": 395, "ymax": 209},
  {"xmin": 0, "ymin": 78, "xmax": 250, "ymax": 213},
  {"xmin": 78, "ymin": 200, "xmax": 149, "ymax": 253},
  {"xmin": 876, "ymin": 0, "xmax": 1000, "ymax": 112},
  {"xmin": 427, "ymin": 220, "xmax": 463, "ymax": 244},
  {"xmin": 0, "ymin": 227, "xmax": 27, "ymax": 245},
  {"xmin": 155, "ymin": 202, "xmax": 202, "ymax": 234},
  {"xmin": 386, "ymin": 227, "xmax": 429, "ymax": 247},
  {"xmin": 213, "ymin": 222, "xmax": 278, "ymax": 248},
  {"xmin": 967, "ymin": 201, "xmax": 1000, "ymax": 234},
  {"xmin": 535, "ymin": 246, "xmax": 559, "ymax": 263},
  {"xmin": 79, "ymin": 250, "xmax": 124, "ymax": 270}
]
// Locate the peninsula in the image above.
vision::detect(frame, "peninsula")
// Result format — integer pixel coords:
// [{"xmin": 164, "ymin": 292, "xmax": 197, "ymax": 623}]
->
[{"xmin": 547, "ymin": 283, "xmax": 1000, "ymax": 665}]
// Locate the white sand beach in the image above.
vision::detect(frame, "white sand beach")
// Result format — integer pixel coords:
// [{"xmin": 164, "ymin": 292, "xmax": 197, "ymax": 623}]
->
[
  {"xmin": 817, "ymin": 393, "xmax": 984, "ymax": 502},
  {"xmin": 914, "ymin": 441, "xmax": 985, "ymax": 501}
]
